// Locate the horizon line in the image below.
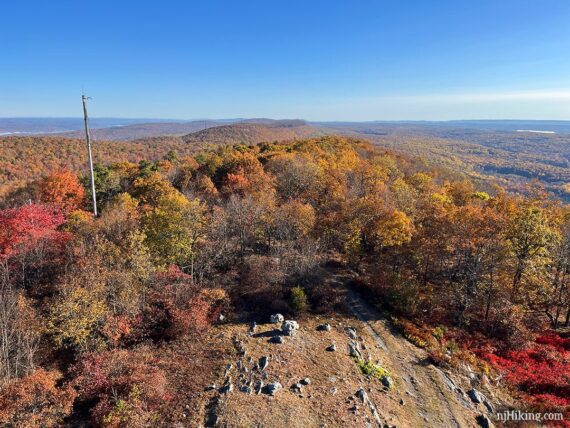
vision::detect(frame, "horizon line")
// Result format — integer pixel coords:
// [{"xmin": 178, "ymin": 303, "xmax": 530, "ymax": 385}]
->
[{"xmin": 1, "ymin": 117, "xmax": 570, "ymax": 123}]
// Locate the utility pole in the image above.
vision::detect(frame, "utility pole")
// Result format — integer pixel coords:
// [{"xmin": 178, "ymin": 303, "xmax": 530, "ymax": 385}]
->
[{"xmin": 82, "ymin": 95, "xmax": 98, "ymax": 216}]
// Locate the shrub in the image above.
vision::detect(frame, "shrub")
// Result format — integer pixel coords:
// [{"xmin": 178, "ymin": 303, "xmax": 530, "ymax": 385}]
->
[
  {"xmin": 480, "ymin": 332, "xmax": 570, "ymax": 415},
  {"xmin": 354, "ymin": 358, "xmax": 392, "ymax": 386},
  {"xmin": 129, "ymin": 266, "xmax": 219, "ymax": 342},
  {"xmin": 0, "ymin": 369, "xmax": 76, "ymax": 426},
  {"xmin": 391, "ymin": 317, "xmax": 432, "ymax": 349},
  {"xmin": 71, "ymin": 347, "xmax": 170, "ymax": 426},
  {"xmin": 48, "ymin": 281, "xmax": 107, "ymax": 351},
  {"xmin": 289, "ymin": 286, "xmax": 308, "ymax": 313}
]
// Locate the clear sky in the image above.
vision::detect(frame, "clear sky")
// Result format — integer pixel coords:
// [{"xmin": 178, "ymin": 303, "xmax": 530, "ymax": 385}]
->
[{"xmin": 1, "ymin": 0, "xmax": 569, "ymax": 120}]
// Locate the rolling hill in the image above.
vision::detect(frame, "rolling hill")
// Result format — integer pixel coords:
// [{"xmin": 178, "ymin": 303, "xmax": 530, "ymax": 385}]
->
[
  {"xmin": 0, "ymin": 121, "xmax": 321, "ymax": 198},
  {"xmin": 181, "ymin": 120, "xmax": 323, "ymax": 145},
  {"xmin": 319, "ymin": 122, "xmax": 570, "ymax": 200}
]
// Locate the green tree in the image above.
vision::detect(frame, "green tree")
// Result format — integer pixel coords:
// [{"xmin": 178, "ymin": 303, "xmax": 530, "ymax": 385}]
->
[{"xmin": 289, "ymin": 286, "xmax": 308, "ymax": 313}]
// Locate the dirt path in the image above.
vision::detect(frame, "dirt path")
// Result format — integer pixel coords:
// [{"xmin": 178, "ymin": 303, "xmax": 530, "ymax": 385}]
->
[
  {"xmin": 325, "ymin": 269, "xmax": 487, "ymax": 428},
  {"xmin": 346, "ymin": 288, "xmax": 467, "ymax": 427}
]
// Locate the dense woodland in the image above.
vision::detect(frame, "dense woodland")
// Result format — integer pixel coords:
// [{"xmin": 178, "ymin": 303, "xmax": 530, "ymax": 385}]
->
[
  {"xmin": 0, "ymin": 136, "xmax": 199, "ymax": 198},
  {"xmin": 0, "ymin": 135, "xmax": 569, "ymax": 425},
  {"xmin": 327, "ymin": 123, "xmax": 570, "ymax": 200}
]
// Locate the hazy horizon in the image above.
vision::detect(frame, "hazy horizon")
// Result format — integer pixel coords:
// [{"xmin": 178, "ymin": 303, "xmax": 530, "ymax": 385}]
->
[
  {"xmin": 3, "ymin": 117, "xmax": 570, "ymax": 136},
  {"xmin": 2, "ymin": 117, "xmax": 570, "ymax": 123}
]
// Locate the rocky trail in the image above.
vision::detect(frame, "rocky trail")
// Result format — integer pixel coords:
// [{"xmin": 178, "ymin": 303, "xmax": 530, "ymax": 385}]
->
[
  {"xmin": 344, "ymin": 283, "xmax": 487, "ymax": 427},
  {"xmin": 192, "ymin": 266, "xmax": 501, "ymax": 428}
]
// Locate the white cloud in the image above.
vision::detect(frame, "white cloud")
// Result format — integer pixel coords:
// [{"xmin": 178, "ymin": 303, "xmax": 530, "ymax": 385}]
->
[{"xmin": 378, "ymin": 90, "xmax": 570, "ymax": 103}]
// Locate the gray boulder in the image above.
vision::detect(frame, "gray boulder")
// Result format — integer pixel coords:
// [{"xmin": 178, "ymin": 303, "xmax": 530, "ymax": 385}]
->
[
  {"xmin": 291, "ymin": 382, "xmax": 303, "ymax": 391},
  {"xmin": 326, "ymin": 343, "xmax": 337, "ymax": 352},
  {"xmin": 355, "ymin": 388, "xmax": 368, "ymax": 403},
  {"xmin": 300, "ymin": 377, "xmax": 311, "ymax": 385},
  {"xmin": 348, "ymin": 341, "xmax": 362, "ymax": 358},
  {"xmin": 468, "ymin": 388, "xmax": 484, "ymax": 404},
  {"xmin": 381, "ymin": 376, "xmax": 393, "ymax": 389},
  {"xmin": 249, "ymin": 321, "xmax": 257, "ymax": 334},
  {"xmin": 219, "ymin": 382, "xmax": 233, "ymax": 394},
  {"xmin": 347, "ymin": 327, "xmax": 358, "ymax": 339},
  {"xmin": 281, "ymin": 320, "xmax": 299, "ymax": 336},
  {"xmin": 239, "ymin": 386, "xmax": 253, "ymax": 394},
  {"xmin": 476, "ymin": 414, "xmax": 494, "ymax": 428},
  {"xmin": 258, "ymin": 356, "xmax": 269, "ymax": 371},
  {"xmin": 270, "ymin": 313, "xmax": 284, "ymax": 323},
  {"xmin": 263, "ymin": 382, "xmax": 283, "ymax": 396},
  {"xmin": 269, "ymin": 335, "xmax": 284, "ymax": 344},
  {"xmin": 317, "ymin": 323, "xmax": 332, "ymax": 332}
]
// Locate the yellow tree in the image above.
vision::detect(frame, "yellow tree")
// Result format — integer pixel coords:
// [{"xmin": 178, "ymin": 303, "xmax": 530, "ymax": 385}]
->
[
  {"xmin": 142, "ymin": 192, "xmax": 207, "ymax": 272},
  {"xmin": 372, "ymin": 209, "xmax": 414, "ymax": 250},
  {"xmin": 507, "ymin": 204, "xmax": 560, "ymax": 302}
]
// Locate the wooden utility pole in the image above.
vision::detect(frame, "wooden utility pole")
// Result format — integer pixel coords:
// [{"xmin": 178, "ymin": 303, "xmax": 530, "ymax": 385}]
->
[{"xmin": 82, "ymin": 95, "xmax": 98, "ymax": 216}]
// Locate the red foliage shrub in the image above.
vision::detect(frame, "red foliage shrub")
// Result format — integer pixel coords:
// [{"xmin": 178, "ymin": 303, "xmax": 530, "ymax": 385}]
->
[
  {"xmin": 130, "ymin": 266, "xmax": 217, "ymax": 342},
  {"xmin": 0, "ymin": 203, "xmax": 66, "ymax": 259},
  {"xmin": 479, "ymin": 331, "xmax": 570, "ymax": 416},
  {"xmin": 0, "ymin": 203, "xmax": 70, "ymax": 289},
  {"xmin": 101, "ymin": 314, "xmax": 135, "ymax": 348},
  {"xmin": 71, "ymin": 347, "xmax": 170, "ymax": 426},
  {"xmin": 0, "ymin": 368, "xmax": 76, "ymax": 426},
  {"xmin": 537, "ymin": 333, "xmax": 570, "ymax": 352}
]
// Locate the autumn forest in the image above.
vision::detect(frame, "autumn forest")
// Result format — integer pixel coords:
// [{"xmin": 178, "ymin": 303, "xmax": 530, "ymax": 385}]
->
[{"xmin": 0, "ymin": 132, "xmax": 568, "ymax": 425}]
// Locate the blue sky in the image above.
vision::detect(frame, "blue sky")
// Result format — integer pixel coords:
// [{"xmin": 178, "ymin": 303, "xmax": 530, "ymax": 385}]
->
[{"xmin": 1, "ymin": 0, "xmax": 569, "ymax": 120}]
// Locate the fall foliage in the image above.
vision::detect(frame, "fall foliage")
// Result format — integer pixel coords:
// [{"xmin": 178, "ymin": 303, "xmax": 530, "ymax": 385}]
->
[{"xmin": 0, "ymin": 135, "xmax": 569, "ymax": 423}]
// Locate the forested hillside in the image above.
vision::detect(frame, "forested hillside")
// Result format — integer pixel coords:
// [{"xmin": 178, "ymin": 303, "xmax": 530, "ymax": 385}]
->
[
  {"xmin": 181, "ymin": 120, "xmax": 321, "ymax": 145},
  {"xmin": 0, "ymin": 121, "xmax": 321, "ymax": 199},
  {"xmin": 0, "ymin": 136, "xmax": 568, "ymax": 425},
  {"xmin": 4, "ymin": 121, "xmax": 570, "ymax": 203},
  {"xmin": 0, "ymin": 136, "xmax": 195, "ymax": 198},
  {"xmin": 324, "ymin": 122, "xmax": 570, "ymax": 200}
]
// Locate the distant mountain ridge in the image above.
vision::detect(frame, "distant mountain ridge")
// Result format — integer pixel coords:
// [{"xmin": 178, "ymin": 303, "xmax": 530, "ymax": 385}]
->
[
  {"xmin": 181, "ymin": 120, "xmax": 322, "ymax": 145},
  {"xmin": 3, "ymin": 118, "xmax": 569, "ymax": 139},
  {"xmin": 55, "ymin": 121, "xmax": 221, "ymax": 141},
  {"xmin": 0, "ymin": 117, "xmax": 171, "ymax": 135}
]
